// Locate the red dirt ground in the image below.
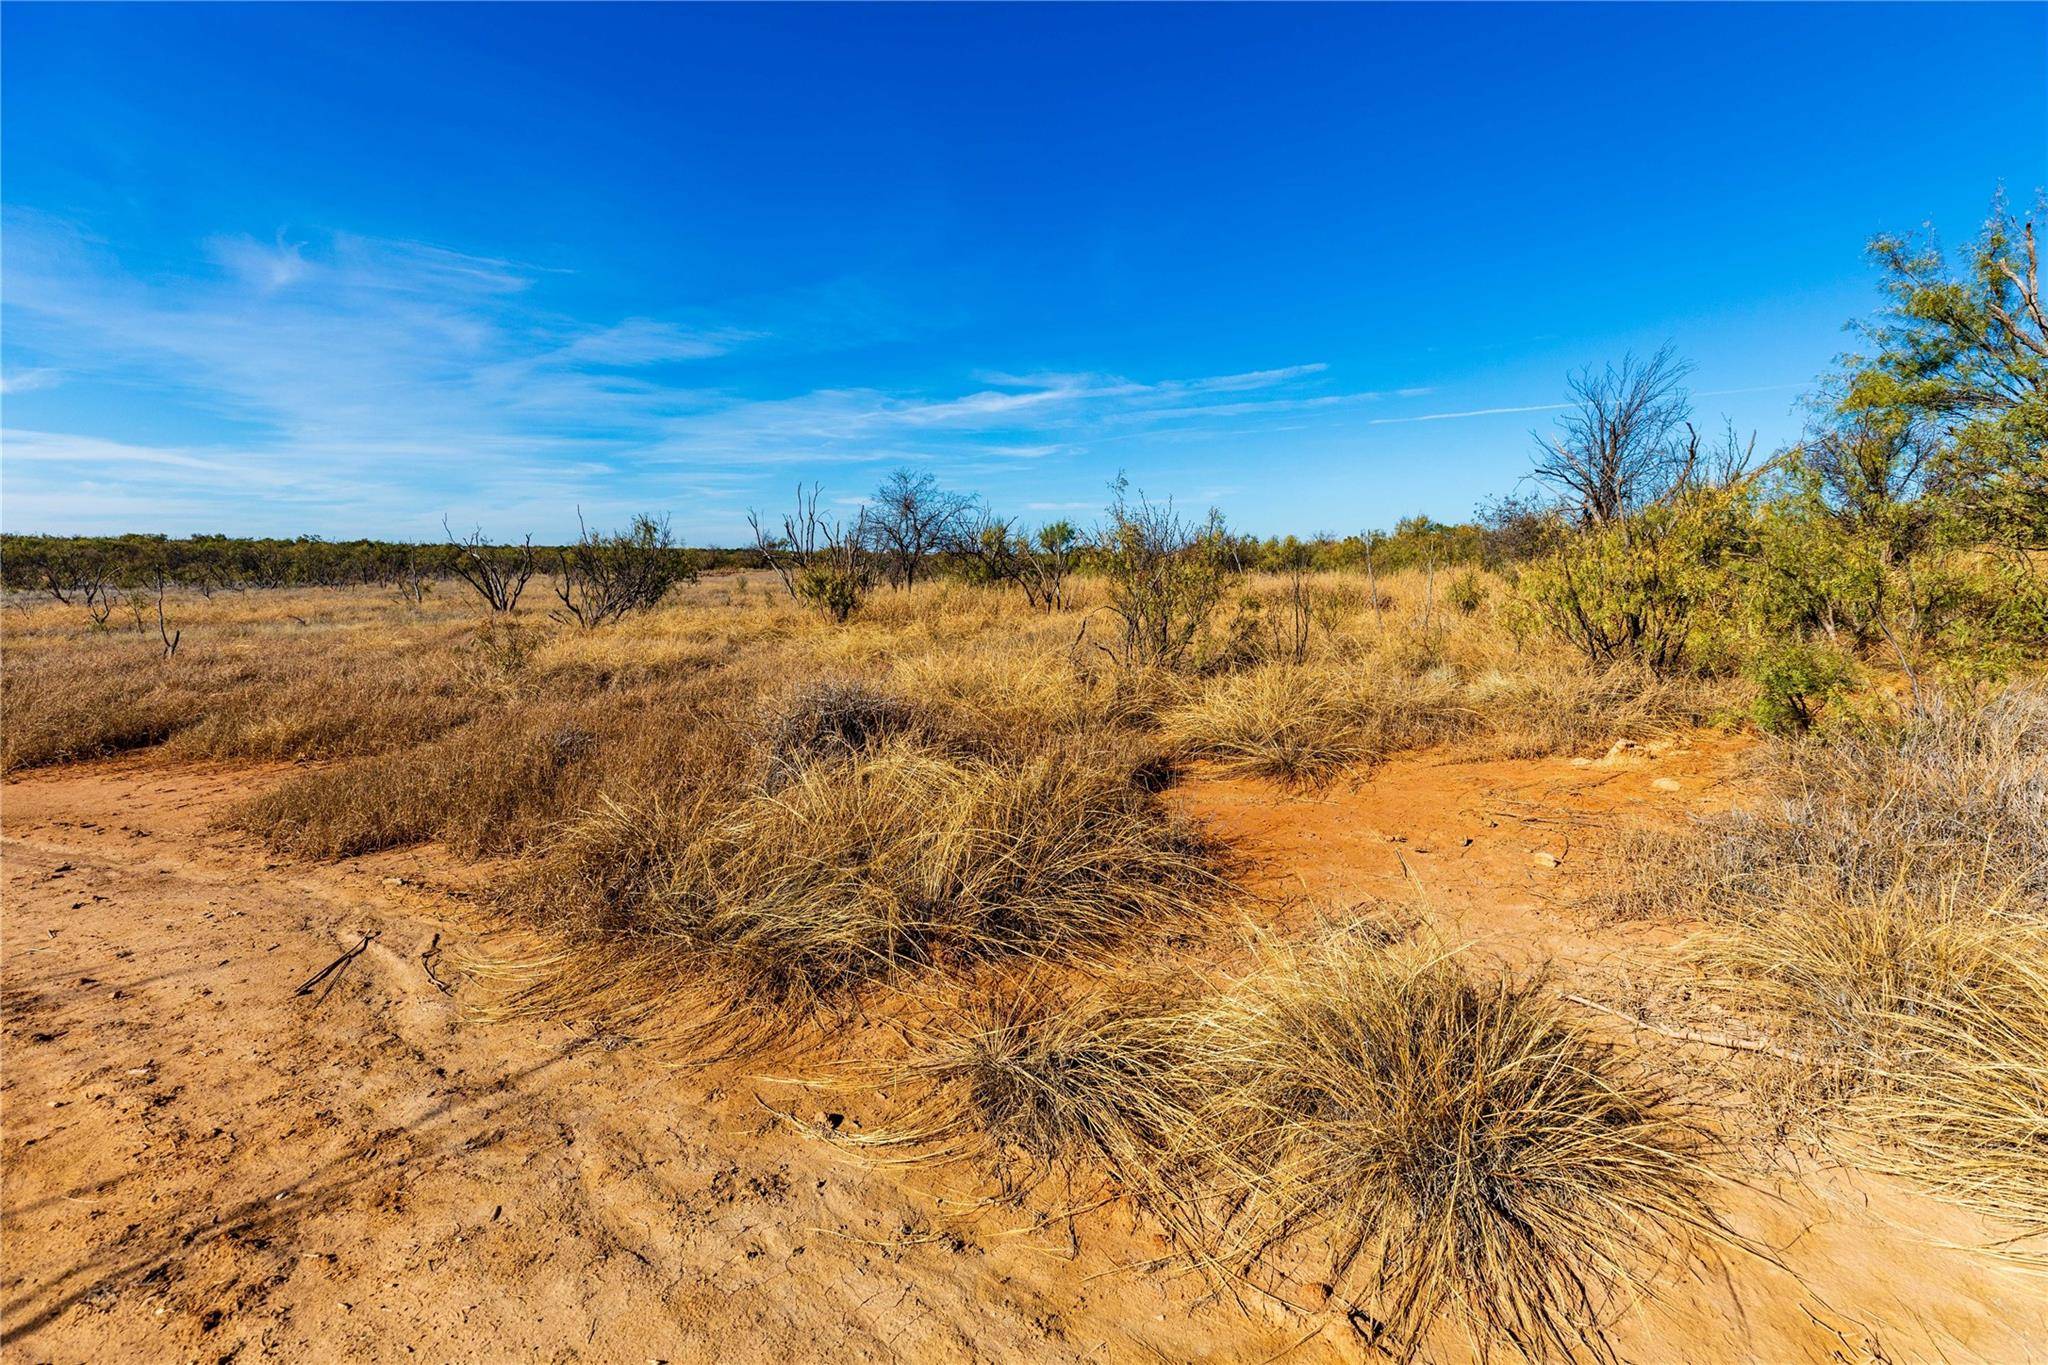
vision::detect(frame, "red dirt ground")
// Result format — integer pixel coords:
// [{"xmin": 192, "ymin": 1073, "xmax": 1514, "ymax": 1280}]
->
[{"xmin": 4, "ymin": 745, "xmax": 2043, "ymax": 1362}]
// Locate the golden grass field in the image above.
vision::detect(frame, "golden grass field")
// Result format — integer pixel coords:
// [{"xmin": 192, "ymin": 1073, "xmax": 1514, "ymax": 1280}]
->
[{"xmin": 4, "ymin": 569, "xmax": 2044, "ymax": 1362}]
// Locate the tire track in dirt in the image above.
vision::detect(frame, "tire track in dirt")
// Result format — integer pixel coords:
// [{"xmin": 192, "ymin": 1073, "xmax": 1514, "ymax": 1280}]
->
[{"xmin": 0, "ymin": 763, "xmax": 1318, "ymax": 1363}]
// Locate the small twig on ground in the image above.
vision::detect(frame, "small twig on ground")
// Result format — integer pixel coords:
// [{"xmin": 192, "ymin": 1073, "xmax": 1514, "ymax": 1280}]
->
[
  {"xmin": 294, "ymin": 932, "xmax": 376, "ymax": 1004},
  {"xmin": 420, "ymin": 932, "xmax": 455, "ymax": 996},
  {"xmin": 1559, "ymin": 991, "xmax": 1807, "ymax": 1064}
]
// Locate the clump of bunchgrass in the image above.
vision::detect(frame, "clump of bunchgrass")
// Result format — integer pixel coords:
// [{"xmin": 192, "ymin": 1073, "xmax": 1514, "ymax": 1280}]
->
[
  {"xmin": 759, "ymin": 677, "xmax": 939, "ymax": 784},
  {"xmin": 887, "ymin": 972, "xmax": 1207, "ymax": 1206},
  {"xmin": 1158, "ymin": 664, "xmax": 1464, "ymax": 784},
  {"xmin": 1698, "ymin": 883, "xmax": 2048, "ymax": 1242},
  {"xmin": 1619, "ymin": 685, "xmax": 2048, "ymax": 1246},
  {"xmin": 1197, "ymin": 936, "xmax": 1725, "ymax": 1361},
  {"xmin": 1464, "ymin": 663, "xmax": 1724, "ymax": 761},
  {"xmin": 500, "ymin": 734, "xmax": 1221, "ymax": 1023},
  {"xmin": 1861, "ymin": 940, "xmax": 2048, "ymax": 1240},
  {"xmin": 234, "ymin": 690, "xmax": 749, "ymax": 859},
  {"xmin": 889, "ymin": 923, "xmax": 1728, "ymax": 1361}
]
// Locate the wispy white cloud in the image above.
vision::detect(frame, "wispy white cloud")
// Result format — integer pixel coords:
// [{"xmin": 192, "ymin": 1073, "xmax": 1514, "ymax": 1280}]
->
[
  {"xmin": 0, "ymin": 368, "xmax": 62, "ymax": 395},
  {"xmin": 1, "ymin": 214, "xmax": 1385, "ymax": 538},
  {"xmin": 207, "ymin": 233, "xmax": 314, "ymax": 292},
  {"xmin": 1368, "ymin": 400, "xmax": 1577, "ymax": 425},
  {"xmin": 558, "ymin": 318, "xmax": 760, "ymax": 366},
  {"xmin": 1362, "ymin": 382, "xmax": 1801, "ymax": 428}
]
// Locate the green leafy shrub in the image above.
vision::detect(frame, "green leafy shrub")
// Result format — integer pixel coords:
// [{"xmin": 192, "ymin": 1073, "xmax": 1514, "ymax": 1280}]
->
[
  {"xmin": 1516, "ymin": 486, "xmax": 1754, "ymax": 673},
  {"xmin": 1746, "ymin": 640, "xmax": 1855, "ymax": 735},
  {"xmin": 1447, "ymin": 568, "xmax": 1487, "ymax": 614}
]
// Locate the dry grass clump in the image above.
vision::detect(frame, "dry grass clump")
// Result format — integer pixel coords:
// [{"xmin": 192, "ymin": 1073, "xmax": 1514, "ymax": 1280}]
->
[
  {"xmin": 0, "ymin": 597, "xmax": 481, "ymax": 772},
  {"xmin": 1158, "ymin": 664, "xmax": 1463, "ymax": 783},
  {"xmin": 503, "ymin": 732, "xmax": 1219, "ymax": 1017},
  {"xmin": 1159, "ymin": 656, "xmax": 1726, "ymax": 784},
  {"xmin": 166, "ymin": 656, "xmax": 478, "ymax": 763},
  {"xmin": 1862, "ymin": 943, "xmax": 2048, "ymax": 1236},
  {"xmin": 1620, "ymin": 685, "xmax": 2048, "ymax": 1243},
  {"xmin": 1465, "ymin": 663, "xmax": 1724, "ymax": 761},
  {"xmin": 891, "ymin": 974, "xmax": 1205, "ymax": 1200},
  {"xmin": 1699, "ymin": 888, "xmax": 2048, "ymax": 1239},
  {"xmin": 892, "ymin": 926, "xmax": 1725, "ymax": 1361},
  {"xmin": 0, "ymin": 654, "xmax": 200, "ymax": 770},
  {"xmin": 236, "ymin": 689, "xmax": 750, "ymax": 859},
  {"xmin": 1700, "ymin": 884, "xmax": 2018, "ymax": 1065},
  {"xmin": 886, "ymin": 648, "xmax": 1110, "ymax": 751},
  {"xmin": 759, "ymin": 677, "xmax": 946, "ymax": 783},
  {"xmin": 1750, "ymin": 685, "xmax": 2047, "ymax": 903},
  {"xmin": 1607, "ymin": 684, "xmax": 2046, "ymax": 923},
  {"xmin": 1199, "ymin": 940, "xmax": 1723, "ymax": 1362}
]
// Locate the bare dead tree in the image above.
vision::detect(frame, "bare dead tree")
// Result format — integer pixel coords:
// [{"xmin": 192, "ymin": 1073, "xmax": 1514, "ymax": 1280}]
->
[
  {"xmin": 40, "ymin": 548, "xmax": 119, "ymax": 622},
  {"xmin": 443, "ymin": 518, "xmax": 535, "ymax": 614},
  {"xmin": 866, "ymin": 468, "xmax": 973, "ymax": 589},
  {"xmin": 749, "ymin": 482, "xmax": 827, "ymax": 602},
  {"xmin": 394, "ymin": 547, "xmax": 432, "ymax": 607},
  {"xmin": 551, "ymin": 511, "xmax": 693, "ymax": 628},
  {"xmin": 1531, "ymin": 345, "xmax": 1700, "ymax": 525},
  {"xmin": 150, "ymin": 560, "xmax": 180, "ymax": 657},
  {"xmin": 749, "ymin": 484, "xmax": 874, "ymax": 622},
  {"xmin": 1277, "ymin": 542, "xmax": 1316, "ymax": 664},
  {"xmin": 1689, "ymin": 419, "xmax": 1761, "ymax": 491},
  {"xmin": 38, "ymin": 559, "xmax": 75, "ymax": 605},
  {"xmin": 82, "ymin": 567, "xmax": 118, "ymax": 630},
  {"xmin": 1362, "ymin": 535, "xmax": 1385, "ymax": 636}
]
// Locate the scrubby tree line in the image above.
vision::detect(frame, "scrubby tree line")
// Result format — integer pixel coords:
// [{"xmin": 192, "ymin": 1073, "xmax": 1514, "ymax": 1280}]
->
[
  {"xmin": 10, "ymin": 191, "xmax": 2041, "ymax": 723},
  {"xmin": 2, "ymin": 526, "xmax": 739, "ymax": 621},
  {"xmin": 741, "ymin": 191, "xmax": 2046, "ymax": 728},
  {"xmin": 1515, "ymin": 192, "xmax": 2046, "ymax": 729}
]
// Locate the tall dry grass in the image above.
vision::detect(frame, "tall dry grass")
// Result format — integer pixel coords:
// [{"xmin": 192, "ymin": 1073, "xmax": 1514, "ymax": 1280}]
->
[
  {"xmin": 0, "ymin": 567, "xmax": 1807, "ymax": 1351},
  {"xmin": 891, "ymin": 923, "xmax": 1727, "ymax": 1362},
  {"xmin": 1617, "ymin": 687, "xmax": 2048, "ymax": 1246},
  {"xmin": 1150, "ymin": 569, "xmax": 1731, "ymax": 783},
  {"xmin": 498, "ymin": 730, "xmax": 1218, "ymax": 1018},
  {"xmin": 0, "ymin": 592, "xmax": 483, "ymax": 772}
]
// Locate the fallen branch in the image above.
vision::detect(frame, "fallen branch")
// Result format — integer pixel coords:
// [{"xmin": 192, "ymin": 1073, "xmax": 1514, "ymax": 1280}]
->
[
  {"xmin": 1559, "ymin": 991, "xmax": 1808, "ymax": 1064},
  {"xmin": 420, "ymin": 932, "xmax": 455, "ymax": 996},
  {"xmin": 294, "ymin": 932, "xmax": 376, "ymax": 1004}
]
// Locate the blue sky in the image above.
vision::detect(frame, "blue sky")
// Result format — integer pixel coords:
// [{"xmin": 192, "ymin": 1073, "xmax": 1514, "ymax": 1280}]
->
[{"xmin": 3, "ymin": 3, "xmax": 2042, "ymax": 543}]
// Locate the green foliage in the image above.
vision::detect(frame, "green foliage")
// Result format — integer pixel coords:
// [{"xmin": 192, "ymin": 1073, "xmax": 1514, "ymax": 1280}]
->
[
  {"xmin": 1, "ymin": 532, "xmax": 755, "ymax": 598},
  {"xmin": 956, "ymin": 517, "xmax": 1081, "ymax": 610},
  {"xmin": 550, "ymin": 513, "xmax": 696, "ymax": 628},
  {"xmin": 1838, "ymin": 193, "xmax": 2048, "ymax": 551},
  {"xmin": 1518, "ymin": 191, "xmax": 2048, "ymax": 706},
  {"xmin": 1746, "ymin": 640, "xmax": 1855, "ymax": 735},
  {"xmin": 1516, "ymin": 484, "xmax": 1756, "ymax": 673},
  {"xmin": 796, "ymin": 562, "xmax": 869, "ymax": 623},
  {"xmin": 1447, "ymin": 568, "xmax": 1487, "ymax": 614},
  {"xmin": 465, "ymin": 617, "xmax": 545, "ymax": 678}
]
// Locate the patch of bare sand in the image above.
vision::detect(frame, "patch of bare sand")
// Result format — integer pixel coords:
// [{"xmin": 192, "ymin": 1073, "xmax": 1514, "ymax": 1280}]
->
[{"xmin": 4, "ymin": 750, "xmax": 2043, "ymax": 1362}]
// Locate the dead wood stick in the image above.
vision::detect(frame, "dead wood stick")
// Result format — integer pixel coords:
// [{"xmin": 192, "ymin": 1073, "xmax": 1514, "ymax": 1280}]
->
[
  {"xmin": 1558, "ymin": 991, "xmax": 1807, "ymax": 1064},
  {"xmin": 420, "ymin": 932, "xmax": 454, "ymax": 996},
  {"xmin": 294, "ymin": 932, "xmax": 376, "ymax": 1003}
]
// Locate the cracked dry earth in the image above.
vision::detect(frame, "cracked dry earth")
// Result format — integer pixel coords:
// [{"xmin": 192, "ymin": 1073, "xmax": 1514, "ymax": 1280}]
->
[{"xmin": 4, "ymin": 750, "xmax": 2045, "ymax": 1363}]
